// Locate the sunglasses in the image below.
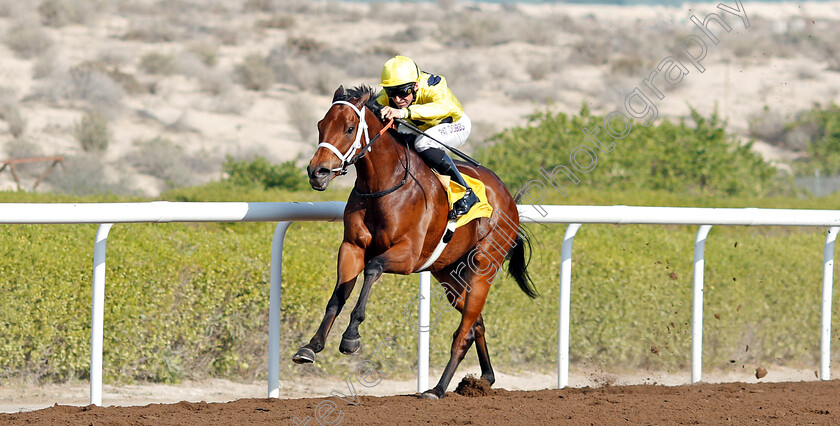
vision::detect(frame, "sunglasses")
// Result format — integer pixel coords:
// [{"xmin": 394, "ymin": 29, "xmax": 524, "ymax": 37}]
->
[{"xmin": 385, "ymin": 84, "xmax": 414, "ymax": 99}]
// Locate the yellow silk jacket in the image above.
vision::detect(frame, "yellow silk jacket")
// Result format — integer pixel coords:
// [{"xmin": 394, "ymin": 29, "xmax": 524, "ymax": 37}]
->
[{"xmin": 376, "ymin": 72, "xmax": 464, "ymax": 131}]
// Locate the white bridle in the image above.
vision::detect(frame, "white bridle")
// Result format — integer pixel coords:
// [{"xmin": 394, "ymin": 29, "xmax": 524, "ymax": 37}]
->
[{"xmin": 315, "ymin": 100, "xmax": 372, "ymax": 175}]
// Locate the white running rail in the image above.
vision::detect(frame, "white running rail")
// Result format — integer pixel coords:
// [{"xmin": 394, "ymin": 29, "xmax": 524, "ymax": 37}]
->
[
  {"xmin": 0, "ymin": 201, "xmax": 346, "ymax": 406},
  {"xmin": 517, "ymin": 204, "xmax": 840, "ymax": 388},
  {"xmin": 1, "ymin": 202, "xmax": 838, "ymax": 404}
]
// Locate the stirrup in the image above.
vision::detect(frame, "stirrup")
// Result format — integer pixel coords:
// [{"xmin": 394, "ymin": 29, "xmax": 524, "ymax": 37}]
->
[{"xmin": 448, "ymin": 188, "xmax": 479, "ymax": 220}]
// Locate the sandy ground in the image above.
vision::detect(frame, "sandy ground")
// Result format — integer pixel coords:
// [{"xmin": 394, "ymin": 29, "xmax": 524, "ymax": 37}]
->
[
  {"xmin": 0, "ymin": 364, "xmax": 821, "ymax": 413},
  {"xmin": 1, "ymin": 0, "xmax": 839, "ymax": 417},
  {"xmin": 1, "ymin": 1, "xmax": 840, "ymax": 194},
  {"xmin": 6, "ymin": 380, "xmax": 840, "ymax": 425}
]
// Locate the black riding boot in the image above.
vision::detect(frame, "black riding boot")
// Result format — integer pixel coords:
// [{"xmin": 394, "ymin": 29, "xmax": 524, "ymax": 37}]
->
[{"xmin": 418, "ymin": 148, "xmax": 479, "ymax": 219}]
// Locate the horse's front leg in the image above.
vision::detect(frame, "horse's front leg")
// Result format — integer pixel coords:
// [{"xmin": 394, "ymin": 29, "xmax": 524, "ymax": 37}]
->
[
  {"xmin": 292, "ymin": 242, "xmax": 365, "ymax": 364},
  {"xmin": 339, "ymin": 243, "xmax": 415, "ymax": 355}
]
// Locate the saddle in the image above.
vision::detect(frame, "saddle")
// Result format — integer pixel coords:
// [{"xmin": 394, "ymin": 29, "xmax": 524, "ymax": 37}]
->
[
  {"xmin": 413, "ymin": 172, "xmax": 493, "ymax": 272},
  {"xmin": 433, "ymin": 172, "xmax": 493, "ymax": 228},
  {"xmin": 395, "ymin": 131, "xmax": 493, "ymax": 227}
]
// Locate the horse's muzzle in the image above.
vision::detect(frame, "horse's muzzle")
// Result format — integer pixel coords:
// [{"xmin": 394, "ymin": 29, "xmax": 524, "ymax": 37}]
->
[{"xmin": 307, "ymin": 165, "xmax": 331, "ymax": 191}]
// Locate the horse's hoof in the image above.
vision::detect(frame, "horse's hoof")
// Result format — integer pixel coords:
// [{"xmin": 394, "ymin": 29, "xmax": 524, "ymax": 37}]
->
[
  {"xmin": 292, "ymin": 347, "xmax": 316, "ymax": 364},
  {"xmin": 481, "ymin": 374, "xmax": 495, "ymax": 386},
  {"xmin": 339, "ymin": 337, "xmax": 361, "ymax": 355},
  {"xmin": 420, "ymin": 390, "xmax": 441, "ymax": 400}
]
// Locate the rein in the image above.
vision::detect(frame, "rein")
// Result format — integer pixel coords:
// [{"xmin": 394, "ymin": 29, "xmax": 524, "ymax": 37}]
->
[
  {"xmin": 352, "ymin": 138, "xmax": 410, "ymax": 198},
  {"xmin": 317, "ymin": 101, "xmax": 409, "ymax": 198},
  {"xmin": 347, "ymin": 117, "xmax": 394, "ymax": 165}
]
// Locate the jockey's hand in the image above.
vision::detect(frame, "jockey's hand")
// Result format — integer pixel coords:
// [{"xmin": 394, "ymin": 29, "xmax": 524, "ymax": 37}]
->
[{"xmin": 380, "ymin": 106, "xmax": 405, "ymax": 120}]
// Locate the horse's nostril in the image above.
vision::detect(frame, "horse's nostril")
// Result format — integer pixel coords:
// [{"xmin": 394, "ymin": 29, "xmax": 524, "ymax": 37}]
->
[
  {"xmin": 308, "ymin": 166, "xmax": 330, "ymax": 179},
  {"xmin": 306, "ymin": 166, "xmax": 330, "ymax": 178}
]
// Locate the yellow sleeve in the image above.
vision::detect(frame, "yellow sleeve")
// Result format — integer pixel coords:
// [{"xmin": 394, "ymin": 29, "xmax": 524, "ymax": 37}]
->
[
  {"xmin": 406, "ymin": 76, "xmax": 463, "ymax": 125},
  {"xmin": 375, "ymin": 89, "xmax": 389, "ymax": 107}
]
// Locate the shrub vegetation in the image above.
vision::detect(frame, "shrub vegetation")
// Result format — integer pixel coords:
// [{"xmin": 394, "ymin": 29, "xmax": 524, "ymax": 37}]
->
[
  {"xmin": 477, "ymin": 107, "xmax": 785, "ymax": 197},
  {"xmin": 4, "ymin": 22, "xmax": 53, "ymax": 59},
  {"xmin": 125, "ymin": 137, "xmax": 214, "ymax": 190},
  {"xmin": 235, "ymin": 54, "xmax": 275, "ymax": 91},
  {"xmin": 791, "ymin": 103, "xmax": 840, "ymax": 174},
  {"xmin": 74, "ymin": 111, "xmax": 110, "ymax": 153},
  {"xmin": 2, "ymin": 184, "xmax": 839, "ymax": 384},
  {"xmin": 222, "ymin": 155, "xmax": 309, "ymax": 191},
  {"xmin": 139, "ymin": 52, "xmax": 176, "ymax": 75},
  {"xmin": 2, "ymin": 110, "xmax": 839, "ymax": 386}
]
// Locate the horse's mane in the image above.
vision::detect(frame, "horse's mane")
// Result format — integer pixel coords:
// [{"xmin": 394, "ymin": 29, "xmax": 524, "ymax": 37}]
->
[
  {"xmin": 333, "ymin": 84, "xmax": 414, "ymax": 148},
  {"xmin": 334, "ymin": 85, "xmax": 384, "ymax": 118}
]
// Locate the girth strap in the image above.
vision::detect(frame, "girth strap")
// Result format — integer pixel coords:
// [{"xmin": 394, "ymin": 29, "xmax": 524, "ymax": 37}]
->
[{"xmin": 415, "ymin": 219, "xmax": 458, "ymax": 272}]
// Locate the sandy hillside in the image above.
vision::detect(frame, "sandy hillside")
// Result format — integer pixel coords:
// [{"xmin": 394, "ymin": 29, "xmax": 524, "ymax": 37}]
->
[{"xmin": 0, "ymin": 0, "xmax": 839, "ymax": 195}]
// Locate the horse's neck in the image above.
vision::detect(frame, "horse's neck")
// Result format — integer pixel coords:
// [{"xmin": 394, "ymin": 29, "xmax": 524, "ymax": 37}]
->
[{"xmin": 353, "ymin": 132, "xmax": 410, "ymax": 194}]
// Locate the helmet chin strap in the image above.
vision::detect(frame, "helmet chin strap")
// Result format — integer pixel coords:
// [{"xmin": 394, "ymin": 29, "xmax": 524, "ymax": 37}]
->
[{"xmin": 316, "ymin": 101, "xmax": 371, "ymax": 176}]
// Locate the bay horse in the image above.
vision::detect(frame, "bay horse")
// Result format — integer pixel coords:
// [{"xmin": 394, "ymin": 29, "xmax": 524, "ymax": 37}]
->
[{"xmin": 296, "ymin": 85, "xmax": 537, "ymax": 399}]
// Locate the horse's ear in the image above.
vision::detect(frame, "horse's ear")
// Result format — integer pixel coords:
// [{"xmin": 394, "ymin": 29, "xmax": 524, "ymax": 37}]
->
[
  {"xmin": 332, "ymin": 85, "xmax": 346, "ymax": 102},
  {"xmin": 357, "ymin": 91, "xmax": 371, "ymax": 106}
]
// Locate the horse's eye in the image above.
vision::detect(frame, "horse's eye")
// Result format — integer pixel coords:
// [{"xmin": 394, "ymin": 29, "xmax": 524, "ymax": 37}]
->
[{"xmin": 345, "ymin": 126, "xmax": 355, "ymax": 135}]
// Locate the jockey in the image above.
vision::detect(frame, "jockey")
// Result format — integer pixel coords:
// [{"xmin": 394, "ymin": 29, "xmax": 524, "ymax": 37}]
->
[{"xmin": 376, "ymin": 55, "xmax": 479, "ymax": 219}]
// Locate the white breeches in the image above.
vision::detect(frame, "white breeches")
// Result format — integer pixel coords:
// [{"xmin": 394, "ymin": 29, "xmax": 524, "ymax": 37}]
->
[{"xmin": 399, "ymin": 114, "xmax": 472, "ymax": 153}]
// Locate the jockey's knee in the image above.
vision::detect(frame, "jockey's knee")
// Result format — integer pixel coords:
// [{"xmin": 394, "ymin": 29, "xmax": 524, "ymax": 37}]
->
[
  {"xmin": 417, "ymin": 146, "xmax": 446, "ymax": 165},
  {"xmin": 414, "ymin": 136, "xmax": 438, "ymax": 153}
]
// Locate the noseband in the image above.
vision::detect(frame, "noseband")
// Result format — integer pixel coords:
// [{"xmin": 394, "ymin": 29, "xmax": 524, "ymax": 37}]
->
[
  {"xmin": 315, "ymin": 100, "xmax": 409, "ymax": 198},
  {"xmin": 316, "ymin": 100, "xmax": 372, "ymax": 176}
]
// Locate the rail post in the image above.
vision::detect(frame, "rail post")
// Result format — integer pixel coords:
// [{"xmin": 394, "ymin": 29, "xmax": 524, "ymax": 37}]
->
[
  {"xmin": 821, "ymin": 227, "xmax": 838, "ymax": 380},
  {"xmin": 417, "ymin": 271, "xmax": 431, "ymax": 393},
  {"xmin": 691, "ymin": 225, "xmax": 712, "ymax": 383},
  {"xmin": 90, "ymin": 223, "xmax": 114, "ymax": 406},
  {"xmin": 558, "ymin": 223, "xmax": 581, "ymax": 389},
  {"xmin": 268, "ymin": 221, "xmax": 293, "ymax": 398}
]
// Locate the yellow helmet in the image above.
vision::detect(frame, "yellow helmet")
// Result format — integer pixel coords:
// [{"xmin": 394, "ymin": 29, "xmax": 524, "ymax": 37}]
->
[{"xmin": 380, "ymin": 56, "xmax": 421, "ymax": 88}]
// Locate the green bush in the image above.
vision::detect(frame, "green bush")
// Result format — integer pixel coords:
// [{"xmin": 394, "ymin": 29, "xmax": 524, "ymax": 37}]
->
[
  {"xmin": 477, "ymin": 106, "xmax": 785, "ymax": 197},
  {"xmin": 44, "ymin": 66, "xmax": 126, "ymax": 113},
  {"xmin": 1, "ymin": 186, "xmax": 839, "ymax": 385},
  {"xmin": 44, "ymin": 154, "xmax": 134, "ymax": 196},
  {"xmin": 38, "ymin": 0, "xmax": 83, "ymax": 27},
  {"xmin": 257, "ymin": 14, "xmax": 295, "ymax": 29},
  {"xmin": 0, "ymin": 220, "xmax": 276, "ymax": 383},
  {"xmin": 286, "ymin": 95, "xmax": 317, "ymax": 141},
  {"xmin": 139, "ymin": 51, "xmax": 176, "ymax": 75},
  {"xmin": 234, "ymin": 53, "xmax": 274, "ymax": 91},
  {"xmin": 186, "ymin": 42, "xmax": 219, "ymax": 68},
  {"xmin": 223, "ymin": 155, "xmax": 309, "ymax": 191},
  {"xmin": 4, "ymin": 22, "xmax": 53, "ymax": 59},
  {"xmin": 74, "ymin": 111, "xmax": 110, "ymax": 153},
  {"xmin": 1, "ymin": 104, "xmax": 26, "ymax": 138},
  {"xmin": 791, "ymin": 103, "xmax": 840, "ymax": 174},
  {"xmin": 125, "ymin": 136, "xmax": 215, "ymax": 190},
  {"xmin": 4, "ymin": 107, "xmax": 840, "ymax": 385},
  {"xmin": 122, "ymin": 19, "xmax": 179, "ymax": 43},
  {"xmin": 243, "ymin": 0, "xmax": 277, "ymax": 12}
]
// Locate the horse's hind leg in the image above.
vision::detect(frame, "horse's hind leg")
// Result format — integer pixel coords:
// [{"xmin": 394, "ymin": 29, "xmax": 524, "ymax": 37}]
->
[
  {"xmin": 439, "ymin": 290, "xmax": 494, "ymax": 386},
  {"xmin": 440, "ymin": 295, "xmax": 495, "ymax": 387},
  {"xmin": 422, "ymin": 274, "xmax": 490, "ymax": 399},
  {"xmin": 293, "ymin": 242, "xmax": 364, "ymax": 364},
  {"xmin": 473, "ymin": 314, "xmax": 495, "ymax": 386}
]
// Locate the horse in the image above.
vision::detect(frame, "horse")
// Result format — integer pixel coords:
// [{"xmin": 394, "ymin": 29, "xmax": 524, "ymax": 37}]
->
[{"xmin": 296, "ymin": 85, "xmax": 537, "ymax": 399}]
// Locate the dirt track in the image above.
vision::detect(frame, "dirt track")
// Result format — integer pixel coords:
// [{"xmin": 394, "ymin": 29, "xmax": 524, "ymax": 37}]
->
[{"xmin": 2, "ymin": 379, "xmax": 839, "ymax": 425}]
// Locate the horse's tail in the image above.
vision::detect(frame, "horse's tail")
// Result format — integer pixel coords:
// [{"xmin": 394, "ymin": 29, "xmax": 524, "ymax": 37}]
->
[{"xmin": 507, "ymin": 225, "xmax": 538, "ymax": 299}]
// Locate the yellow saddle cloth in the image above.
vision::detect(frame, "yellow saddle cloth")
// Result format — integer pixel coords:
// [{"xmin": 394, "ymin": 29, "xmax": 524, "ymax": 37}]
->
[{"xmin": 434, "ymin": 173, "xmax": 494, "ymax": 228}]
